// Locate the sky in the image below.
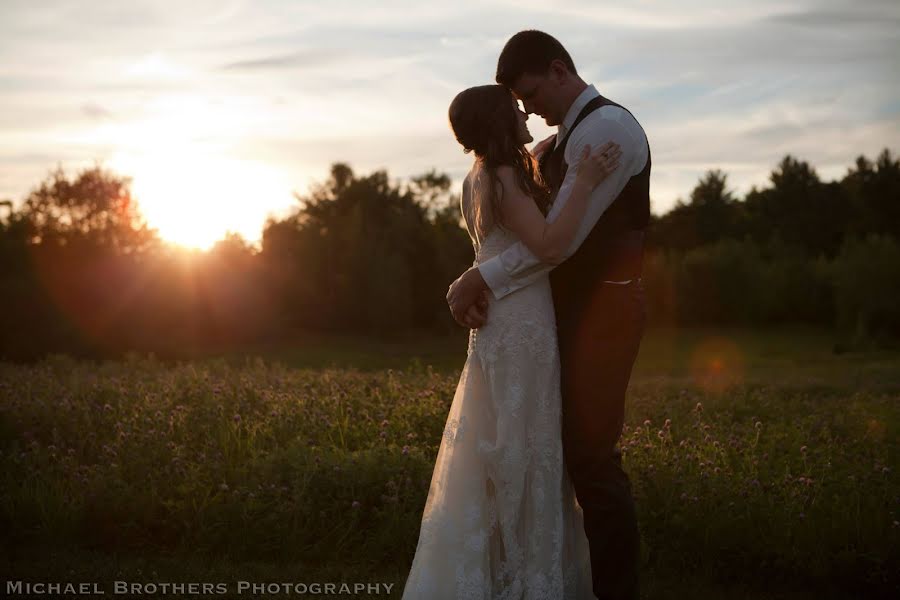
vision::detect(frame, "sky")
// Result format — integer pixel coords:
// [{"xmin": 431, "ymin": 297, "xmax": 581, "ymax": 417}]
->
[{"xmin": 1, "ymin": 0, "xmax": 898, "ymax": 249}]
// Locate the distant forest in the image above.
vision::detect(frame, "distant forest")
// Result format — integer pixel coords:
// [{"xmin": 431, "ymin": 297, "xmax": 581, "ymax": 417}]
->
[{"xmin": 1, "ymin": 149, "xmax": 898, "ymax": 360}]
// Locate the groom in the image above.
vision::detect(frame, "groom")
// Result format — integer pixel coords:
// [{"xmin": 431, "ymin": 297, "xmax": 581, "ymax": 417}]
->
[{"xmin": 446, "ymin": 30, "xmax": 650, "ymax": 600}]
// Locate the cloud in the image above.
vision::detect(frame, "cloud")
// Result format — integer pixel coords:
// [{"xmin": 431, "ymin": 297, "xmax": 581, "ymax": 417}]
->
[
  {"xmin": 221, "ymin": 50, "xmax": 346, "ymax": 71},
  {"xmin": 764, "ymin": 0, "xmax": 900, "ymax": 29},
  {"xmin": 767, "ymin": 9, "xmax": 899, "ymax": 28},
  {"xmin": 0, "ymin": 0, "xmax": 897, "ymax": 223},
  {"xmin": 81, "ymin": 103, "xmax": 112, "ymax": 119}
]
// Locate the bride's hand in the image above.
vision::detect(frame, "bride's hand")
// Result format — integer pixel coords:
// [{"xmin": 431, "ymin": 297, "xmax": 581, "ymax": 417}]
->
[{"xmin": 575, "ymin": 141, "xmax": 622, "ymax": 187}]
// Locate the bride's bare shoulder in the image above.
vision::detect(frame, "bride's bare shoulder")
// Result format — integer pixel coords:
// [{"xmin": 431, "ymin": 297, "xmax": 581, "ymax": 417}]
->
[{"xmin": 493, "ymin": 165, "xmax": 531, "ymax": 201}]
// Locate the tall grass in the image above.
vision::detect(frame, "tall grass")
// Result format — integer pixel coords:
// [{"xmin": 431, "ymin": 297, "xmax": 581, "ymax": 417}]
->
[{"xmin": 0, "ymin": 337, "xmax": 897, "ymax": 598}]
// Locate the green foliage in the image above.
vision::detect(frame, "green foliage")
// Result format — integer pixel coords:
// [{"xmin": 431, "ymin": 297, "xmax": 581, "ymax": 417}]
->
[
  {"xmin": 675, "ymin": 240, "xmax": 767, "ymax": 324},
  {"xmin": 271, "ymin": 163, "xmax": 471, "ymax": 334},
  {"xmin": 842, "ymin": 150, "xmax": 900, "ymax": 239},
  {"xmin": 650, "ymin": 170, "xmax": 740, "ymax": 251},
  {"xmin": 830, "ymin": 235, "xmax": 900, "ymax": 346},
  {"xmin": 650, "ymin": 150, "xmax": 900, "ymax": 260},
  {"xmin": 645, "ymin": 239, "xmax": 836, "ymax": 328},
  {"xmin": 641, "ymin": 149, "xmax": 900, "ymax": 342}
]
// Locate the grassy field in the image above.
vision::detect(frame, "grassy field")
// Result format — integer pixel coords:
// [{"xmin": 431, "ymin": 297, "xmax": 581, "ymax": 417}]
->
[{"xmin": 1, "ymin": 328, "xmax": 898, "ymax": 599}]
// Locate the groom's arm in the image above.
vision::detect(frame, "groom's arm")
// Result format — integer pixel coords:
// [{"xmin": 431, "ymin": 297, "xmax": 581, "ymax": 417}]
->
[{"xmin": 477, "ymin": 111, "xmax": 647, "ymax": 300}]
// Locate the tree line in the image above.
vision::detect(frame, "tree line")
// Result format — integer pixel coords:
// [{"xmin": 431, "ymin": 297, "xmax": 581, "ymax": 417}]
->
[
  {"xmin": 0, "ymin": 149, "xmax": 897, "ymax": 360},
  {"xmin": 643, "ymin": 152, "xmax": 900, "ymax": 346}
]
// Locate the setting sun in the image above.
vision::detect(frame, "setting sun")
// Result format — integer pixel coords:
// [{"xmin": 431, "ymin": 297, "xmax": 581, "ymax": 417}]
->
[
  {"xmin": 110, "ymin": 147, "xmax": 294, "ymax": 250},
  {"xmin": 75, "ymin": 88, "xmax": 301, "ymax": 251}
]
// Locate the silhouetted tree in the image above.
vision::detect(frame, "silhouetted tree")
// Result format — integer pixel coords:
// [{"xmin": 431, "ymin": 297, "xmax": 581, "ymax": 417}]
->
[
  {"xmin": 256, "ymin": 163, "xmax": 472, "ymax": 335},
  {"xmin": 649, "ymin": 170, "xmax": 740, "ymax": 251},
  {"xmin": 20, "ymin": 163, "xmax": 160, "ymax": 255},
  {"xmin": 842, "ymin": 149, "xmax": 900, "ymax": 240},
  {"xmin": 2, "ymin": 149, "xmax": 899, "ymax": 360},
  {"xmin": 742, "ymin": 156, "xmax": 845, "ymax": 257}
]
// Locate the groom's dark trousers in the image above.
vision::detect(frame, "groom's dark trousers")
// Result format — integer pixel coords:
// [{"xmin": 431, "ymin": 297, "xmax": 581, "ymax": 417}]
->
[{"xmin": 540, "ymin": 94, "xmax": 650, "ymax": 600}]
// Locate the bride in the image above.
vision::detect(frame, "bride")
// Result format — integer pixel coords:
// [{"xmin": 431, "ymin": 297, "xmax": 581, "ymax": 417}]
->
[{"xmin": 401, "ymin": 84, "xmax": 622, "ymax": 600}]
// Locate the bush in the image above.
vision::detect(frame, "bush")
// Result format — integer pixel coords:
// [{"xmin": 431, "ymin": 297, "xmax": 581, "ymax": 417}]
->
[{"xmin": 830, "ymin": 235, "xmax": 900, "ymax": 346}]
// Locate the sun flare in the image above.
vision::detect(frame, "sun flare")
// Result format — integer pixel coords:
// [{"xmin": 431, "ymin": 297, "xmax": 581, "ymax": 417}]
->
[
  {"xmin": 86, "ymin": 91, "xmax": 298, "ymax": 251},
  {"xmin": 111, "ymin": 148, "xmax": 293, "ymax": 251}
]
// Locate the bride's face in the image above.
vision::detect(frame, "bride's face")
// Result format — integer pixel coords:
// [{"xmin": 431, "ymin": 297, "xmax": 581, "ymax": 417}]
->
[{"xmin": 512, "ymin": 97, "xmax": 533, "ymax": 145}]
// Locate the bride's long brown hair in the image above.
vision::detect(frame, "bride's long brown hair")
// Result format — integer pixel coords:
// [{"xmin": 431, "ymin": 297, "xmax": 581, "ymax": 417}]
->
[{"xmin": 448, "ymin": 85, "xmax": 551, "ymax": 233}]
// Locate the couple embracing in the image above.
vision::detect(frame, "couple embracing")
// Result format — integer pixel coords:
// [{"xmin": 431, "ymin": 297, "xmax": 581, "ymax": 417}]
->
[{"xmin": 403, "ymin": 30, "xmax": 651, "ymax": 600}]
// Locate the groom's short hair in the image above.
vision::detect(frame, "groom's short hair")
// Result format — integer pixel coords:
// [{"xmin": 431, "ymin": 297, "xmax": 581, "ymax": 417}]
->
[{"xmin": 496, "ymin": 30, "xmax": 578, "ymax": 87}]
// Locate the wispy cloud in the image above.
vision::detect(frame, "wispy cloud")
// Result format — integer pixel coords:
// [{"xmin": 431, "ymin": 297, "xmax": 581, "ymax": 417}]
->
[
  {"xmin": 0, "ymin": 0, "xmax": 897, "ymax": 236},
  {"xmin": 221, "ymin": 50, "xmax": 346, "ymax": 71},
  {"xmin": 81, "ymin": 103, "xmax": 113, "ymax": 120}
]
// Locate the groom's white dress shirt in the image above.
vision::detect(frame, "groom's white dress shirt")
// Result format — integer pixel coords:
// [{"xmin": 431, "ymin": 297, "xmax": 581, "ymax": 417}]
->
[{"xmin": 477, "ymin": 84, "xmax": 650, "ymax": 300}]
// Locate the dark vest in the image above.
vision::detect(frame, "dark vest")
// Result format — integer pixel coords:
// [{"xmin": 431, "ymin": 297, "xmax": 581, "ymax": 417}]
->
[{"xmin": 538, "ymin": 94, "xmax": 651, "ymax": 317}]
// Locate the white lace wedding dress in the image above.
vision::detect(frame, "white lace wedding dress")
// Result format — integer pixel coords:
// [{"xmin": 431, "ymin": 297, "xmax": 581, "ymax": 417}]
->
[{"xmin": 401, "ymin": 184, "xmax": 594, "ymax": 599}]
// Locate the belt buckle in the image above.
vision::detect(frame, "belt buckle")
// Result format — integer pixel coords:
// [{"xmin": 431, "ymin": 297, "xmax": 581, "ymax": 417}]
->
[{"xmin": 602, "ymin": 277, "xmax": 641, "ymax": 285}]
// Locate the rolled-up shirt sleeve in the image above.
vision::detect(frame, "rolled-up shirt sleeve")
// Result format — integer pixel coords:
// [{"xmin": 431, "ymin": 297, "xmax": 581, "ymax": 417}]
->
[{"xmin": 478, "ymin": 110, "xmax": 647, "ymax": 300}]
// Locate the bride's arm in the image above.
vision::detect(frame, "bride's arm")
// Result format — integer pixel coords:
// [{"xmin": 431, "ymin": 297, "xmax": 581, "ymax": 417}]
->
[{"xmin": 497, "ymin": 142, "xmax": 621, "ymax": 265}]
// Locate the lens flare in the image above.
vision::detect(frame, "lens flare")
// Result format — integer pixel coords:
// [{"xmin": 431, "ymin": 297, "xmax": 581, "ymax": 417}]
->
[{"xmin": 689, "ymin": 336, "xmax": 745, "ymax": 393}]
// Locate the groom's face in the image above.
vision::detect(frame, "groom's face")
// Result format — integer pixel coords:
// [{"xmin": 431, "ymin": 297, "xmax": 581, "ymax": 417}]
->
[{"xmin": 509, "ymin": 70, "xmax": 564, "ymax": 127}]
